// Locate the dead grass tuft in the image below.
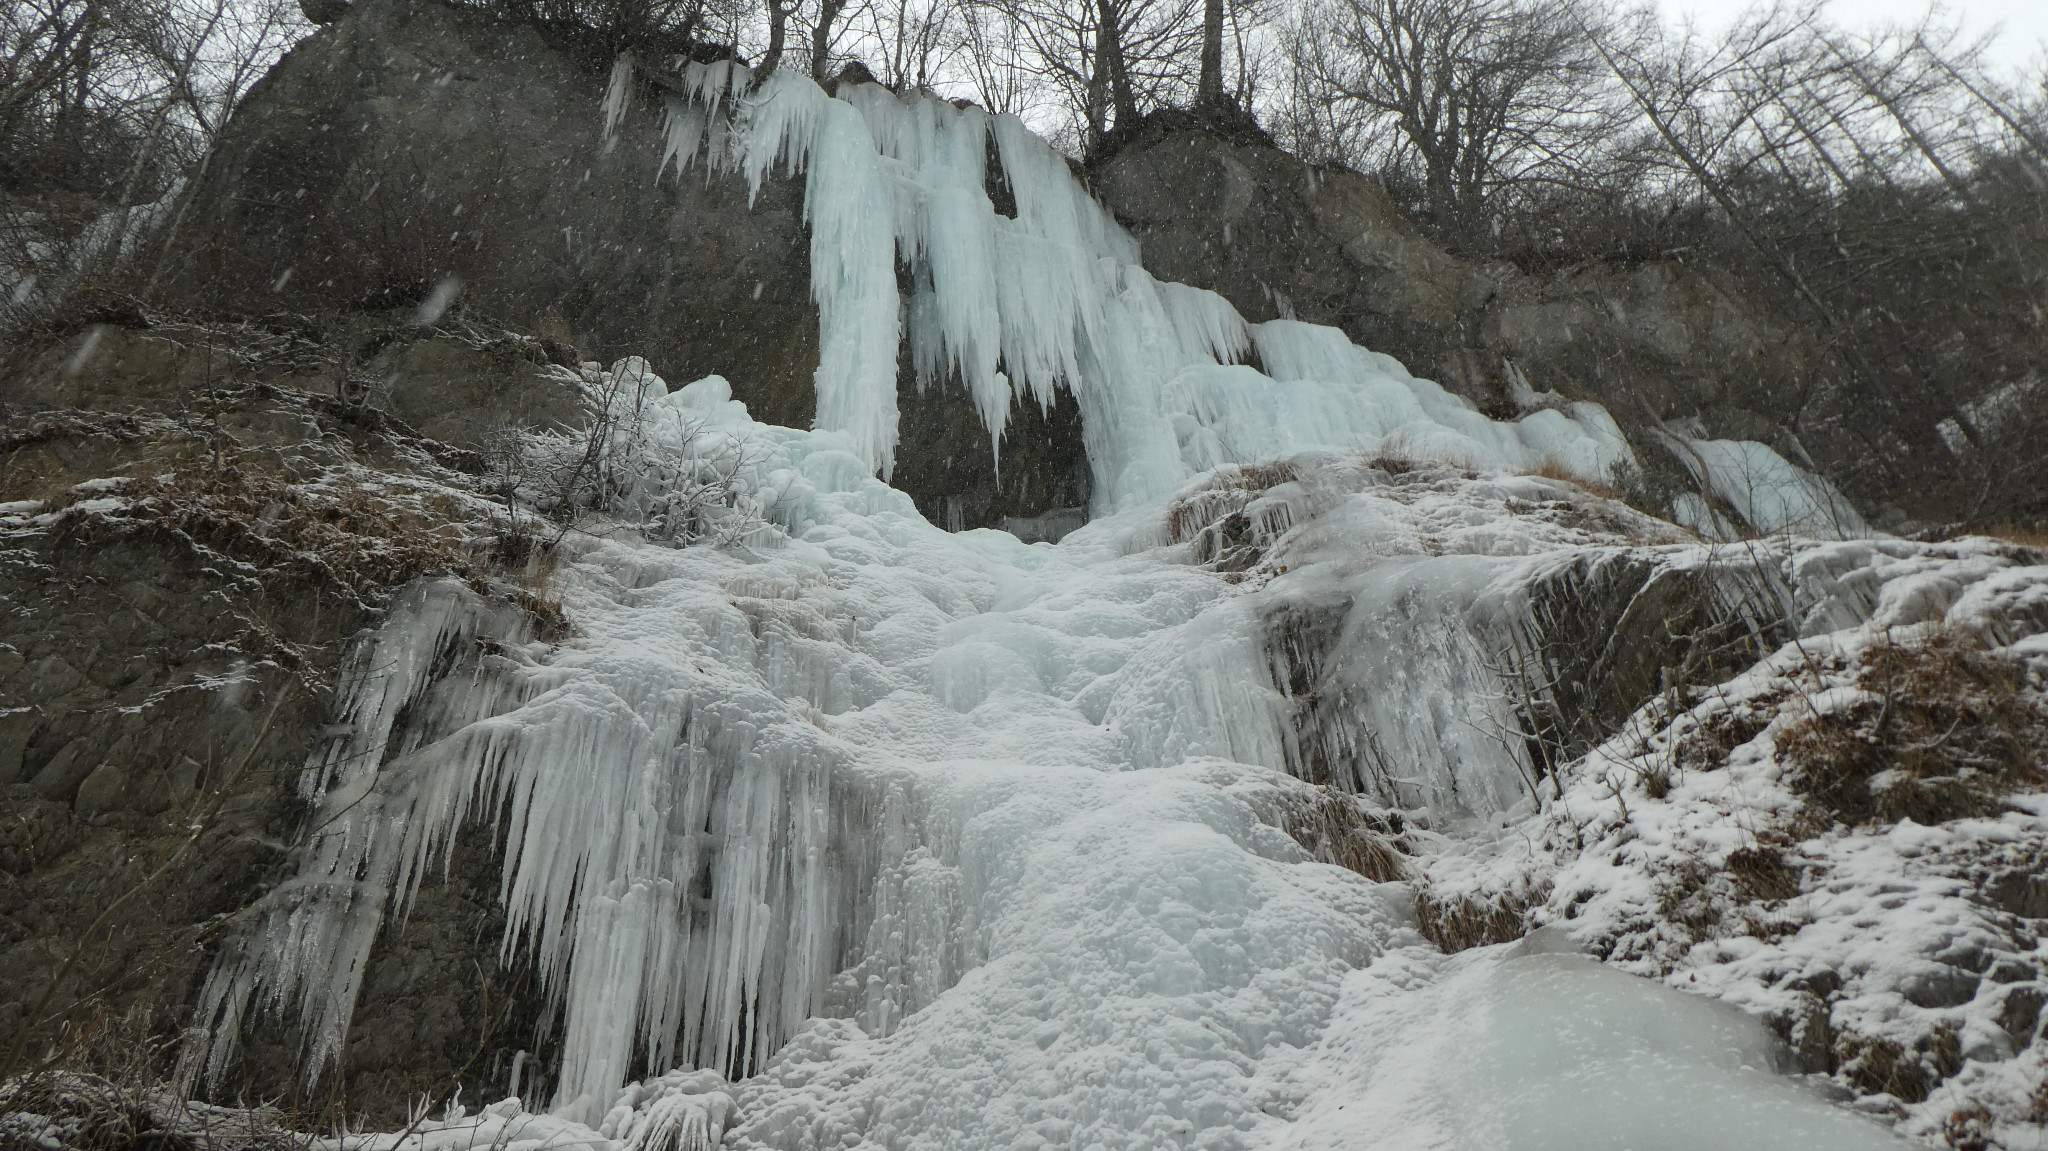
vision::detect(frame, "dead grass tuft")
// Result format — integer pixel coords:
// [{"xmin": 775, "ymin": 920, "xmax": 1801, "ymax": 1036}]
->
[
  {"xmin": 0, "ymin": 1070, "xmax": 304, "ymax": 1151},
  {"xmin": 1726, "ymin": 845, "xmax": 1803, "ymax": 901},
  {"xmin": 0, "ymin": 1010, "xmax": 305, "ymax": 1151},
  {"xmin": 1415, "ymin": 888, "xmax": 1533, "ymax": 953},
  {"xmin": 1941, "ymin": 1106, "xmax": 1995, "ymax": 1151},
  {"xmin": 1968, "ymin": 523, "xmax": 2048, "ymax": 549},
  {"xmin": 1362, "ymin": 450, "xmax": 1417, "ymax": 475},
  {"xmin": 1164, "ymin": 462, "xmax": 1302, "ymax": 576},
  {"xmin": 1275, "ymin": 791, "xmax": 1409, "ymax": 882},
  {"xmin": 1835, "ymin": 1022, "xmax": 1965, "ymax": 1105},
  {"xmin": 1837, "ymin": 1032, "xmax": 1932, "ymax": 1102},
  {"xmin": 1533, "ymin": 460, "xmax": 1625, "ymax": 502},
  {"xmin": 1675, "ymin": 707, "xmax": 1774, "ymax": 773},
  {"xmin": 1776, "ymin": 630, "xmax": 2048, "ymax": 826}
]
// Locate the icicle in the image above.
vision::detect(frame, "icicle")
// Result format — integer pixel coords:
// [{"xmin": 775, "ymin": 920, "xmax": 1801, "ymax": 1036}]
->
[
  {"xmin": 602, "ymin": 56, "xmax": 635, "ymax": 148},
  {"xmin": 659, "ymin": 96, "xmax": 708, "ymax": 181}
]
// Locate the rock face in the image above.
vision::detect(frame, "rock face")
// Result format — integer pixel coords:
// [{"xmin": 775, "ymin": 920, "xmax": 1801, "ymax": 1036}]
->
[
  {"xmin": 155, "ymin": 0, "xmax": 1087, "ymax": 532},
  {"xmin": 1094, "ymin": 129, "xmax": 1823, "ymax": 477},
  {"xmin": 160, "ymin": 0, "xmax": 817, "ymax": 423},
  {"xmin": 0, "ymin": 320, "xmax": 567, "ymax": 1122}
]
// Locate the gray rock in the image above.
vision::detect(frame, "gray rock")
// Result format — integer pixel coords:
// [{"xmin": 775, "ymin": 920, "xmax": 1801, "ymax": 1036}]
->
[
  {"xmin": 1986, "ymin": 870, "xmax": 2048, "ymax": 920},
  {"xmin": 1900, "ymin": 963, "xmax": 1981, "ymax": 1009},
  {"xmin": 138, "ymin": 0, "xmax": 1085, "ymax": 531},
  {"xmin": 30, "ymin": 738, "xmax": 95, "ymax": 802},
  {"xmin": 1999, "ymin": 985, "xmax": 2045, "ymax": 1050},
  {"xmin": 73, "ymin": 763, "xmax": 129, "ymax": 813}
]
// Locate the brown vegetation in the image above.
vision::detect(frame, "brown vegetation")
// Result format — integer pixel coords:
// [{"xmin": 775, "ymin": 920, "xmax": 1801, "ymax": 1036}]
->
[
  {"xmin": 1724, "ymin": 845, "xmax": 1801, "ymax": 902},
  {"xmin": 1275, "ymin": 790, "xmax": 1409, "ymax": 882},
  {"xmin": 1834, "ymin": 1022, "xmax": 1962, "ymax": 1105},
  {"xmin": 0, "ymin": 1011, "xmax": 303, "ymax": 1151},
  {"xmin": 1164, "ymin": 461, "xmax": 1302, "ymax": 575},
  {"xmin": 1414, "ymin": 887, "xmax": 1532, "ymax": 952},
  {"xmin": 1776, "ymin": 631, "xmax": 2048, "ymax": 826},
  {"xmin": 1673, "ymin": 706, "xmax": 1773, "ymax": 773}
]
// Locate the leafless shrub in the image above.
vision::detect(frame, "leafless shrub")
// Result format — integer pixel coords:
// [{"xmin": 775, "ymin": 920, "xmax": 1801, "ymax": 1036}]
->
[
  {"xmin": 1776, "ymin": 629, "xmax": 2048, "ymax": 826},
  {"xmin": 515, "ymin": 365, "xmax": 763, "ymax": 550}
]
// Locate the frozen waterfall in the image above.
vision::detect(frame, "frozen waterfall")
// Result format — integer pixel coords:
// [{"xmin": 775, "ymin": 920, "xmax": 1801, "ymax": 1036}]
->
[{"xmin": 180, "ymin": 72, "xmax": 1921, "ymax": 1151}]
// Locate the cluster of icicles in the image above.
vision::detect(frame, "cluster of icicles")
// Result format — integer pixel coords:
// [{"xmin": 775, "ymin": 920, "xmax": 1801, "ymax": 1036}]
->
[{"xmin": 624, "ymin": 59, "xmax": 1636, "ymax": 511}]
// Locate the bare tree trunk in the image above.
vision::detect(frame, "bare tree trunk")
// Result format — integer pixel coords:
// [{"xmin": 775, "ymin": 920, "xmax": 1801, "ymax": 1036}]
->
[
  {"xmin": 1085, "ymin": 7, "xmax": 1111, "ymax": 144},
  {"xmin": 811, "ymin": 0, "xmax": 847, "ymax": 80},
  {"xmin": 1100, "ymin": 0, "xmax": 1135, "ymax": 130},
  {"xmin": 1197, "ymin": 0, "xmax": 1224, "ymax": 106},
  {"xmin": 758, "ymin": 0, "xmax": 790, "ymax": 78}
]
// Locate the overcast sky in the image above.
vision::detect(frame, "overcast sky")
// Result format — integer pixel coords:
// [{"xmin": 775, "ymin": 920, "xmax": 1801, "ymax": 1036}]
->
[{"xmin": 1663, "ymin": 0, "xmax": 2048, "ymax": 76}]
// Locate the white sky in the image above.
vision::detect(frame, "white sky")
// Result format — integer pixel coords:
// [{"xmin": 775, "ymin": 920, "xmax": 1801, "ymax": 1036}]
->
[{"xmin": 1666, "ymin": 0, "xmax": 2048, "ymax": 77}]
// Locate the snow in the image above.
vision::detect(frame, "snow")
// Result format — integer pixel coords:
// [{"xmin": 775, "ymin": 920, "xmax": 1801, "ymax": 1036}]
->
[
  {"xmin": 1422, "ymin": 542, "xmax": 2048, "ymax": 1147},
  {"xmin": 1266, "ymin": 942, "xmax": 1910, "ymax": 1150}
]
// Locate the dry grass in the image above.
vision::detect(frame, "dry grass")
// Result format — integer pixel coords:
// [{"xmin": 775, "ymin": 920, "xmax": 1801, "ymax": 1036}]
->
[
  {"xmin": 1274, "ymin": 791, "xmax": 1409, "ymax": 882},
  {"xmin": 1725, "ymin": 845, "xmax": 1803, "ymax": 901},
  {"xmin": 1674, "ymin": 706, "xmax": 1774, "ymax": 773},
  {"xmin": 1834, "ymin": 1022, "xmax": 1963, "ymax": 1105},
  {"xmin": 1163, "ymin": 462, "xmax": 1300, "ymax": 545},
  {"xmin": 1776, "ymin": 630, "xmax": 2048, "ymax": 826},
  {"xmin": 0, "ymin": 1011, "xmax": 305, "ymax": 1151},
  {"xmin": 42, "ymin": 450, "xmax": 488, "ymax": 601},
  {"xmin": 1532, "ymin": 459, "xmax": 1625, "ymax": 502},
  {"xmin": 1164, "ymin": 462, "xmax": 1302, "ymax": 576},
  {"xmin": 1968, "ymin": 523, "xmax": 2048, "ymax": 548},
  {"xmin": 1414, "ymin": 888, "xmax": 1533, "ymax": 953}
]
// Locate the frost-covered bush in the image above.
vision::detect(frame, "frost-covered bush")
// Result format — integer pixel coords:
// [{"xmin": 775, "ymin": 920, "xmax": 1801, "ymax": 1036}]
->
[{"xmin": 515, "ymin": 359, "xmax": 764, "ymax": 548}]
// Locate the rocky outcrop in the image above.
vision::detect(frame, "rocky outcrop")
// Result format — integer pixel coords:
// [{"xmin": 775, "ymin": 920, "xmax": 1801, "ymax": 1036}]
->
[{"xmin": 0, "ymin": 320, "xmax": 569, "ymax": 1121}]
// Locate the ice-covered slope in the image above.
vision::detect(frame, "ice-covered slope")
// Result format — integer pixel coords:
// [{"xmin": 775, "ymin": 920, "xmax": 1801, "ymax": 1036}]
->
[{"xmin": 171, "ymin": 356, "xmax": 2008, "ymax": 1149}]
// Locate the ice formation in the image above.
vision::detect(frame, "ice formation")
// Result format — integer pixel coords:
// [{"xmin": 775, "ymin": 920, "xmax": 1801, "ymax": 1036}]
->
[
  {"xmin": 171, "ymin": 73, "xmax": 2022, "ymax": 1151},
  {"xmin": 1665, "ymin": 434, "xmax": 1871, "ymax": 540},
  {"xmin": 655, "ymin": 66, "xmax": 1634, "ymax": 503}
]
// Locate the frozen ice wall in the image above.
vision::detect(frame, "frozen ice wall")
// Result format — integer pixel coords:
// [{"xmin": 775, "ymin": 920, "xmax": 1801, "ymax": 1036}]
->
[
  {"xmin": 653, "ymin": 66, "xmax": 1635, "ymax": 505},
  {"xmin": 182, "ymin": 357, "xmax": 1939, "ymax": 1147}
]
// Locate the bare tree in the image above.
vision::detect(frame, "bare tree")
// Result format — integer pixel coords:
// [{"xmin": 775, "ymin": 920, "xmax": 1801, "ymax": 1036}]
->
[{"xmin": 1291, "ymin": 0, "xmax": 1627, "ymax": 237}]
